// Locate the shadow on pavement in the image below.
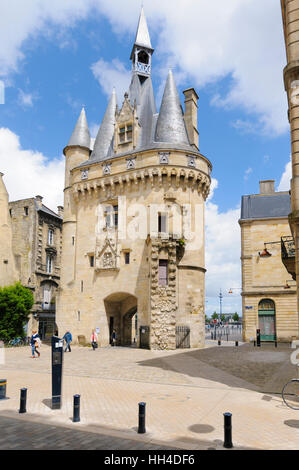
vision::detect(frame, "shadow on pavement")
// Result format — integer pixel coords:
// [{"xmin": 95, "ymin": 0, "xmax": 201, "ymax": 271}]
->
[{"xmin": 137, "ymin": 343, "xmax": 295, "ymax": 394}]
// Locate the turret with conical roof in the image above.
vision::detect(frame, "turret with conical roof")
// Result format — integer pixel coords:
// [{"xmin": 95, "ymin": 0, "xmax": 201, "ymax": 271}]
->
[
  {"xmin": 155, "ymin": 70, "xmax": 190, "ymax": 146},
  {"xmin": 64, "ymin": 107, "xmax": 91, "ymax": 155},
  {"xmin": 90, "ymin": 89, "xmax": 117, "ymax": 163}
]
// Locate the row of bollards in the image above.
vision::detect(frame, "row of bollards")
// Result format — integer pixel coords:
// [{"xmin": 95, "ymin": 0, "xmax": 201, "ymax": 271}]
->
[{"xmin": 14, "ymin": 386, "xmax": 233, "ymax": 448}]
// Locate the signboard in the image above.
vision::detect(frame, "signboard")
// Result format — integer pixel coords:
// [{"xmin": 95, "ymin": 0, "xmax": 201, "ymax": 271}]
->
[{"xmin": 245, "ymin": 306, "xmax": 253, "ymax": 310}]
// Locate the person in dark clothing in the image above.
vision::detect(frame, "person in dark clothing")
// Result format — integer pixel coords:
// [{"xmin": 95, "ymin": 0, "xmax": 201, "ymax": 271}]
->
[
  {"xmin": 111, "ymin": 329, "xmax": 117, "ymax": 347},
  {"xmin": 30, "ymin": 331, "xmax": 40, "ymax": 358},
  {"xmin": 63, "ymin": 331, "xmax": 72, "ymax": 352}
]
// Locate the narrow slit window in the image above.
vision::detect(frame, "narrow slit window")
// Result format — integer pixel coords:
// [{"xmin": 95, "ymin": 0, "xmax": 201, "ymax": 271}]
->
[{"xmin": 158, "ymin": 260, "xmax": 168, "ymax": 286}]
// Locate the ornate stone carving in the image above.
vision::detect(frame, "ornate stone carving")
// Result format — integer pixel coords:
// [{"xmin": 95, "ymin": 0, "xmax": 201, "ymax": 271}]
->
[
  {"xmin": 159, "ymin": 152, "xmax": 170, "ymax": 165},
  {"xmin": 95, "ymin": 237, "xmax": 120, "ymax": 271}
]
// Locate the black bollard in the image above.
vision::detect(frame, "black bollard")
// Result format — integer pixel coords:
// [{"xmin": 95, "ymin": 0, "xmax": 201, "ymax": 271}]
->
[
  {"xmin": 275, "ymin": 341, "xmax": 277, "ymax": 348},
  {"xmin": 73, "ymin": 395, "xmax": 80, "ymax": 423},
  {"xmin": 235, "ymin": 341, "xmax": 238, "ymax": 347},
  {"xmin": 19, "ymin": 388, "xmax": 27, "ymax": 414},
  {"xmin": 0, "ymin": 379, "xmax": 7, "ymax": 400},
  {"xmin": 218, "ymin": 340, "xmax": 221, "ymax": 346},
  {"xmin": 223, "ymin": 412, "xmax": 233, "ymax": 449},
  {"xmin": 253, "ymin": 340, "xmax": 256, "ymax": 347},
  {"xmin": 138, "ymin": 402, "xmax": 146, "ymax": 434}
]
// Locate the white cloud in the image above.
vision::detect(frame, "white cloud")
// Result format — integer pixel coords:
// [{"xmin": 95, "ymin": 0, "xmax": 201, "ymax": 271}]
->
[
  {"xmin": 0, "ymin": 0, "xmax": 288, "ymax": 136},
  {"xmin": 0, "ymin": 128, "xmax": 64, "ymax": 210},
  {"xmin": 205, "ymin": 190, "xmax": 242, "ymax": 315},
  {"xmin": 17, "ymin": 89, "xmax": 37, "ymax": 107},
  {"xmin": 244, "ymin": 167, "xmax": 253, "ymax": 181},
  {"xmin": 278, "ymin": 157, "xmax": 292, "ymax": 192},
  {"xmin": 91, "ymin": 58, "xmax": 131, "ymax": 104}
]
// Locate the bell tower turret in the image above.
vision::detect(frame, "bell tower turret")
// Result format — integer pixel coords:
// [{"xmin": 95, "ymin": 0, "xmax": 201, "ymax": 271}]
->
[{"xmin": 130, "ymin": 7, "xmax": 154, "ymax": 81}]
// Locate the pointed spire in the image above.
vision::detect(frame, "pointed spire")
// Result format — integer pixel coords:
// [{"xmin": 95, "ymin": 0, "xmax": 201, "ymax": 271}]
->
[
  {"xmin": 155, "ymin": 70, "xmax": 190, "ymax": 146},
  {"xmin": 65, "ymin": 107, "xmax": 91, "ymax": 152},
  {"xmin": 90, "ymin": 89, "xmax": 117, "ymax": 162},
  {"xmin": 134, "ymin": 7, "xmax": 152, "ymax": 50}
]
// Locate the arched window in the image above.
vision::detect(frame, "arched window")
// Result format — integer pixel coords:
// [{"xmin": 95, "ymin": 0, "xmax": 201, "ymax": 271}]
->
[
  {"xmin": 258, "ymin": 299, "xmax": 275, "ymax": 311},
  {"xmin": 138, "ymin": 51, "xmax": 149, "ymax": 65}
]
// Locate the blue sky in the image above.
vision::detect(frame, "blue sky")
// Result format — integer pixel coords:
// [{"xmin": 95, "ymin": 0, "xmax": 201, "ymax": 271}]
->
[{"xmin": 0, "ymin": 0, "xmax": 291, "ymax": 316}]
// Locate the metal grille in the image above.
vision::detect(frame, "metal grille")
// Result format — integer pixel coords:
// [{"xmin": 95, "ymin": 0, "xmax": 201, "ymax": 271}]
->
[{"xmin": 176, "ymin": 326, "xmax": 190, "ymax": 349}]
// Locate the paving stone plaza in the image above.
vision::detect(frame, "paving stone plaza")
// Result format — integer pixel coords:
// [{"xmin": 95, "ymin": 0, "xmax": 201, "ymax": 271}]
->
[{"xmin": 1, "ymin": 340, "xmax": 299, "ymax": 450}]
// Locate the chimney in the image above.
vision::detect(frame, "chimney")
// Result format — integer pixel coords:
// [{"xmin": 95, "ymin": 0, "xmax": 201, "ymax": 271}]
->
[
  {"xmin": 35, "ymin": 195, "xmax": 43, "ymax": 208},
  {"xmin": 57, "ymin": 206, "xmax": 64, "ymax": 218},
  {"xmin": 259, "ymin": 180, "xmax": 275, "ymax": 195},
  {"xmin": 183, "ymin": 88, "xmax": 199, "ymax": 150}
]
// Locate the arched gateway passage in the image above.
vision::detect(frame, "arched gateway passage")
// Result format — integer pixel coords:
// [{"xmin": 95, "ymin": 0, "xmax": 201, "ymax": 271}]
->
[{"xmin": 104, "ymin": 293, "xmax": 138, "ymax": 347}]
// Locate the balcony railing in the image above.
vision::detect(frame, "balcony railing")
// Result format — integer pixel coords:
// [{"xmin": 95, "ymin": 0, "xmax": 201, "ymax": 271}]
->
[
  {"xmin": 281, "ymin": 236, "xmax": 295, "ymax": 259},
  {"xmin": 36, "ymin": 264, "xmax": 60, "ymax": 276},
  {"xmin": 281, "ymin": 236, "xmax": 296, "ymax": 280},
  {"xmin": 133, "ymin": 62, "xmax": 151, "ymax": 75}
]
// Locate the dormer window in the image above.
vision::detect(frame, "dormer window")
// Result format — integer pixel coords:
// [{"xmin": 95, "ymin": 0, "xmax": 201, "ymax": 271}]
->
[{"xmin": 119, "ymin": 124, "xmax": 133, "ymax": 145}]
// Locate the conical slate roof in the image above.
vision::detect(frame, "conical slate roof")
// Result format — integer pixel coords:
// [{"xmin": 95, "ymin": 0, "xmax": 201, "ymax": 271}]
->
[
  {"xmin": 155, "ymin": 70, "xmax": 189, "ymax": 146},
  {"xmin": 90, "ymin": 89, "xmax": 117, "ymax": 162},
  {"xmin": 66, "ymin": 107, "xmax": 91, "ymax": 150},
  {"xmin": 134, "ymin": 7, "xmax": 152, "ymax": 50}
]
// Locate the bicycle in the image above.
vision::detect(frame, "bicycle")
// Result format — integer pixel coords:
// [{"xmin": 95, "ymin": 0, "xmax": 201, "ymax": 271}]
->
[{"xmin": 282, "ymin": 369, "xmax": 299, "ymax": 410}]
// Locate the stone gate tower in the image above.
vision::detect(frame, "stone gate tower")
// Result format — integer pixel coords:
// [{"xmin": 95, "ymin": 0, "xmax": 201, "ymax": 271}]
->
[{"xmin": 57, "ymin": 8, "xmax": 212, "ymax": 349}]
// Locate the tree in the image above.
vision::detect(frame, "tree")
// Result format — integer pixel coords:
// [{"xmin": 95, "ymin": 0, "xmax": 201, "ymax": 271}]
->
[
  {"xmin": 0, "ymin": 283, "xmax": 34, "ymax": 342},
  {"xmin": 233, "ymin": 312, "xmax": 240, "ymax": 322},
  {"xmin": 212, "ymin": 312, "xmax": 218, "ymax": 320}
]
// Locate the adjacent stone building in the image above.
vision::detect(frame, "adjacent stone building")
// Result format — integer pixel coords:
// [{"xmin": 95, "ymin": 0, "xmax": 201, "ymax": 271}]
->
[
  {"xmin": 280, "ymin": 1, "xmax": 299, "ymax": 318},
  {"xmin": 239, "ymin": 180, "xmax": 298, "ymax": 342},
  {"xmin": 57, "ymin": 8, "xmax": 212, "ymax": 349},
  {"xmin": 0, "ymin": 173, "xmax": 63, "ymax": 340}
]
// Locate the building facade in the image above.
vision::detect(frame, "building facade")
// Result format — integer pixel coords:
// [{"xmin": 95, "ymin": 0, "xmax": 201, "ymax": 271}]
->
[
  {"xmin": 0, "ymin": 173, "xmax": 63, "ymax": 340},
  {"xmin": 56, "ymin": 9, "xmax": 212, "ymax": 349},
  {"xmin": 281, "ymin": 1, "xmax": 299, "ymax": 316},
  {"xmin": 239, "ymin": 180, "xmax": 298, "ymax": 342}
]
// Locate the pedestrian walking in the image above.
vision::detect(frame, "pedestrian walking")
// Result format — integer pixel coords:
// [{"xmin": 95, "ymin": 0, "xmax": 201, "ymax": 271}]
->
[
  {"xmin": 30, "ymin": 331, "xmax": 41, "ymax": 358},
  {"xmin": 63, "ymin": 330, "xmax": 72, "ymax": 352},
  {"xmin": 91, "ymin": 330, "xmax": 98, "ymax": 350},
  {"xmin": 111, "ymin": 329, "xmax": 117, "ymax": 347}
]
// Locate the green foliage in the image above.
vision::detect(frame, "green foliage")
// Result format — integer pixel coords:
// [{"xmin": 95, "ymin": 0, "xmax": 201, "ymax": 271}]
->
[
  {"xmin": 212, "ymin": 312, "xmax": 218, "ymax": 320},
  {"xmin": 233, "ymin": 312, "xmax": 240, "ymax": 322},
  {"xmin": 0, "ymin": 282, "xmax": 34, "ymax": 342}
]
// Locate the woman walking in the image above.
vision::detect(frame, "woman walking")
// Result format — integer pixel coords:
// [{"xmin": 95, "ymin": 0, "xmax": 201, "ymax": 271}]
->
[
  {"xmin": 90, "ymin": 330, "xmax": 98, "ymax": 350},
  {"xmin": 30, "ymin": 331, "xmax": 41, "ymax": 358}
]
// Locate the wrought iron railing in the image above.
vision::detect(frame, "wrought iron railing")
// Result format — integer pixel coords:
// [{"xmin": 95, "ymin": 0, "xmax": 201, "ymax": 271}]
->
[
  {"xmin": 281, "ymin": 236, "xmax": 295, "ymax": 259},
  {"xmin": 133, "ymin": 62, "xmax": 151, "ymax": 75}
]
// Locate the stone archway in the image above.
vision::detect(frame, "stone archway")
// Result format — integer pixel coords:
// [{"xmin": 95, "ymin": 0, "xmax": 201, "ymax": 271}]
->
[{"xmin": 104, "ymin": 293, "xmax": 137, "ymax": 347}]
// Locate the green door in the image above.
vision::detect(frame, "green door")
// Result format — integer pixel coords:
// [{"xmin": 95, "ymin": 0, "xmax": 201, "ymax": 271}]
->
[{"xmin": 258, "ymin": 299, "xmax": 276, "ymax": 342}]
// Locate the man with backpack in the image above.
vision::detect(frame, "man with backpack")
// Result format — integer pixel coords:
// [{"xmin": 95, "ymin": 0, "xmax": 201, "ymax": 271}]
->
[{"xmin": 63, "ymin": 330, "xmax": 72, "ymax": 352}]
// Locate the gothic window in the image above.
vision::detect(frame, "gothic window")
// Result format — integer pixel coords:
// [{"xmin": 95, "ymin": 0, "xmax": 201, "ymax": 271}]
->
[
  {"xmin": 159, "ymin": 260, "xmax": 168, "ymax": 286},
  {"xmin": 158, "ymin": 213, "xmax": 168, "ymax": 234},
  {"xmin": 138, "ymin": 50, "xmax": 149, "ymax": 65},
  {"xmin": 24, "ymin": 207, "xmax": 29, "ymax": 216},
  {"xmin": 125, "ymin": 252, "xmax": 130, "ymax": 265},
  {"xmin": 48, "ymin": 229, "xmax": 54, "ymax": 246},
  {"xmin": 89, "ymin": 255, "xmax": 94, "ymax": 267},
  {"xmin": 119, "ymin": 124, "xmax": 133, "ymax": 145},
  {"xmin": 43, "ymin": 283, "xmax": 52, "ymax": 310},
  {"xmin": 46, "ymin": 255, "xmax": 53, "ymax": 274},
  {"xmin": 105, "ymin": 205, "xmax": 118, "ymax": 228}
]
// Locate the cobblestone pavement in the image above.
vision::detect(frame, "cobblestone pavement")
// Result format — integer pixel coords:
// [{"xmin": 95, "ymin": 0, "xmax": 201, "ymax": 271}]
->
[{"xmin": 0, "ymin": 343, "xmax": 299, "ymax": 450}]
